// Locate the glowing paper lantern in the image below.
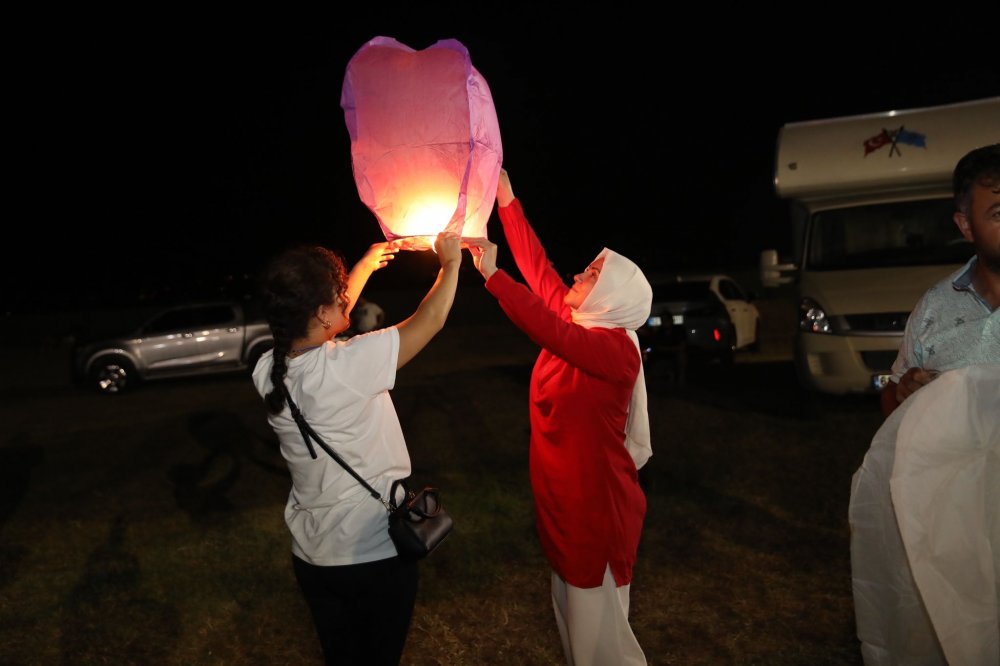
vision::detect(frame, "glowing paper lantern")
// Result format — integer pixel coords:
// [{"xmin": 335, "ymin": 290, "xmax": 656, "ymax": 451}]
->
[{"xmin": 341, "ymin": 36, "xmax": 503, "ymax": 249}]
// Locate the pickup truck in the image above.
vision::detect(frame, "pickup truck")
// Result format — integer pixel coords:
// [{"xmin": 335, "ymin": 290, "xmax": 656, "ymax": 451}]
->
[{"xmin": 73, "ymin": 300, "xmax": 274, "ymax": 395}]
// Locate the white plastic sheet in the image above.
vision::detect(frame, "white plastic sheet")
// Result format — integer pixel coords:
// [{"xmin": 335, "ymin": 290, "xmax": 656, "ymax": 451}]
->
[{"xmin": 850, "ymin": 364, "xmax": 1000, "ymax": 665}]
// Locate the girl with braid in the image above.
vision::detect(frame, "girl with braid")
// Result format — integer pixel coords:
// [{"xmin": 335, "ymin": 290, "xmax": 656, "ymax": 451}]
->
[{"xmin": 252, "ymin": 231, "xmax": 464, "ymax": 666}]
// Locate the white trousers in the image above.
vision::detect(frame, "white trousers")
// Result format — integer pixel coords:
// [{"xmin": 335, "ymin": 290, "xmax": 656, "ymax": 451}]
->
[{"xmin": 551, "ymin": 565, "xmax": 647, "ymax": 666}]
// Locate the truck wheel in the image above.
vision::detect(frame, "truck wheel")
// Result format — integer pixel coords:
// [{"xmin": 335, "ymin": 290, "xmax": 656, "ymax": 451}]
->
[
  {"xmin": 719, "ymin": 347, "xmax": 735, "ymax": 366},
  {"xmin": 246, "ymin": 342, "xmax": 273, "ymax": 376},
  {"xmin": 90, "ymin": 356, "xmax": 136, "ymax": 395}
]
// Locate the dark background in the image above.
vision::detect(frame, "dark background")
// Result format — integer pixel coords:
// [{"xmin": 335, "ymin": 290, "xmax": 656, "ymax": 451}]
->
[{"xmin": 9, "ymin": 7, "xmax": 998, "ymax": 313}]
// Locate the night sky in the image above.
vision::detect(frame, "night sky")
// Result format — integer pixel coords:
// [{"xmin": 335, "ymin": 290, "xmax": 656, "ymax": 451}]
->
[{"xmin": 11, "ymin": 9, "xmax": 998, "ymax": 313}]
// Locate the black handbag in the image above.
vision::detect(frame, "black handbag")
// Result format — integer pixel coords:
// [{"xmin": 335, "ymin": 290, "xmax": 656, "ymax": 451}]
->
[
  {"xmin": 387, "ymin": 479, "xmax": 454, "ymax": 559},
  {"xmin": 283, "ymin": 386, "xmax": 453, "ymax": 560}
]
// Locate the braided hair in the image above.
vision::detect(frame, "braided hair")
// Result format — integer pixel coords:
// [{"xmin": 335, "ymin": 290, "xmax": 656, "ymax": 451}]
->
[{"xmin": 259, "ymin": 244, "xmax": 350, "ymax": 414}]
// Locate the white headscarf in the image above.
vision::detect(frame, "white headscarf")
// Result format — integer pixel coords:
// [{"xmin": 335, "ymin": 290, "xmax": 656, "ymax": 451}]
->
[{"xmin": 571, "ymin": 248, "xmax": 653, "ymax": 469}]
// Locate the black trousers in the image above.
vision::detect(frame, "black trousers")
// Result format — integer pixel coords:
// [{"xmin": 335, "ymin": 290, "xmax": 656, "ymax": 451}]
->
[{"xmin": 292, "ymin": 554, "xmax": 419, "ymax": 666}]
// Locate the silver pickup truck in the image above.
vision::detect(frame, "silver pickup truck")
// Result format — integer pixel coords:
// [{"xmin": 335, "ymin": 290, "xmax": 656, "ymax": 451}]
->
[{"xmin": 73, "ymin": 300, "xmax": 274, "ymax": 394}]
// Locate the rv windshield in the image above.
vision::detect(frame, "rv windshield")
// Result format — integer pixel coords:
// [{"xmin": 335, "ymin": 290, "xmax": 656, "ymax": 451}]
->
[{"xmin": 806, "ymin": 198, "xmax": 974, "ymax": 271}]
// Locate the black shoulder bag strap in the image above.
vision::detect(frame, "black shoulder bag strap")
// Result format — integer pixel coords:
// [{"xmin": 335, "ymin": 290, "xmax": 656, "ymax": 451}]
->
[{"xmin": 282, "ymin": 383, "xmax": 395, "ymax": 512}]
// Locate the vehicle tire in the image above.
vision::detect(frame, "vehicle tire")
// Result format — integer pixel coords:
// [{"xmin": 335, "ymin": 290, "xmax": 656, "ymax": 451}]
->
[
  {"xmin": 719, "ymin": 323, "xmax": 737, "ymax": 366},
  {"xmin": 748, "ymin": 319, "xmax": 761, "ymax": 352},
  {"xmin": 89, "ymin": 356, "xmax": 137, "ymax": 395},
  {"xmin": 246, "ymin": 342, "xmax": 273, "ymax": 376},
  {"xmin": 719, "ymin": 346, "xmax": 735, "ymax": 366}
]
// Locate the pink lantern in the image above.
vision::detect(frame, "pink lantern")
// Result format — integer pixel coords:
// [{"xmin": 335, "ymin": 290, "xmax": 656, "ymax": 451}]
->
[{"xmin": 341, "ymin": 36, "xmax": 503, "ymax": 249}]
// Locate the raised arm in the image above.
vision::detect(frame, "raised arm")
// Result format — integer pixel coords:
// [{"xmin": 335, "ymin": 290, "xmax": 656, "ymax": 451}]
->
[
  {"xmin": 394, "ymin": 232, "xmax": 463, "ymax": 369},
  {"xmin": 344, "ymin": 241, "xmax": 398, "ymax": 317},
  {"xmin": 496, "ymin": 170, "xmax": 571, "ymax": 313}
]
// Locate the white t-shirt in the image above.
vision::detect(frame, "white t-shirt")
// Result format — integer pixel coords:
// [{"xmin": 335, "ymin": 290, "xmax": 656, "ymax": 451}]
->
[{"xmin": 252, "ymin": 327, "xmax": 409, "ymax": 566}]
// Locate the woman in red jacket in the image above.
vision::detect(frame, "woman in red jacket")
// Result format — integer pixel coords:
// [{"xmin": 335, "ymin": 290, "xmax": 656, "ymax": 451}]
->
[{"xmin": 467, "ymin": 170, "xmax": 652, "ymax": 665}]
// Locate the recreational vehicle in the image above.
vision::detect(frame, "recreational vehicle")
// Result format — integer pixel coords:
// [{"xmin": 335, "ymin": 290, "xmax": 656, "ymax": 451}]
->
[{"xmin": 760, "ymin": 97, "xmax": 1000, "ymax": 394}]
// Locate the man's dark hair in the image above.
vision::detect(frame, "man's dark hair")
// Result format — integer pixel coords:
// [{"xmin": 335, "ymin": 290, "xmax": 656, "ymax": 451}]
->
[{"xmin": 953, "ymin": 143, "xmax": 1000, "ymax": 215}]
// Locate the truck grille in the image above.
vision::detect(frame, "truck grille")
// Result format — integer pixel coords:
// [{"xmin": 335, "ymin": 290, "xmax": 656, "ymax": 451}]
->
[{"xmin": 861, "ymin": 351, "xmax": 899, "ymax": 372}]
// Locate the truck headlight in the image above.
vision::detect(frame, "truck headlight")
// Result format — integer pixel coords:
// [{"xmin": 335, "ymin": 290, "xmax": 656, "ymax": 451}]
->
[{"xmin": 799, "ymin": 298, "xmax": 832, "ymax": 334}]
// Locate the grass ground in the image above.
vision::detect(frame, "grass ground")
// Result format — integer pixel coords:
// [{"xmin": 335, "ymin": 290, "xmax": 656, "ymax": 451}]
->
[{"xmin": 0, "ymin": 290, "xmax": 878, "ymax": 665}]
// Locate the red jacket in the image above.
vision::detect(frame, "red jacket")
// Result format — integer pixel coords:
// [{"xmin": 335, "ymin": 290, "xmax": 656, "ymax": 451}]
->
[{"xmin": 485, "ymin": 199, "xmax": 647, "ymax": 587}]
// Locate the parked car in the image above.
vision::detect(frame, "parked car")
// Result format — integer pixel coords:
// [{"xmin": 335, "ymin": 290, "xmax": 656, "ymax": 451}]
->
[
  {"xmin": 707, "ymin": 274, "xmax": 761, "ymax": 351},
  {"xmin": 640, "ymin": 274, "xmax": 761, "ymax": 366},
  {"xmin": 73, "ymin": 300, "xmax": 274, "ymax": 395}
]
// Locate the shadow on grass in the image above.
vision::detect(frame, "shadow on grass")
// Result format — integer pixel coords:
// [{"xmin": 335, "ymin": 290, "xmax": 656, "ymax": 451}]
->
[
  {"xmin": 0, "ymin": 438, "xmax": 45, "ymax": 590},
  {"xmin": 169, "ymin": 410, "xmax": 287, "ymax": 523},
  {"xmin": 60, "ymin": 515, "xmax": 181, "ymax": 665}
]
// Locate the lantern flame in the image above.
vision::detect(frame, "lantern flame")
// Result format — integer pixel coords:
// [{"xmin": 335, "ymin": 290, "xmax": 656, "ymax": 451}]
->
[{"xmin": 394, "ymin": 197, "xmax": 458, "ymax": 237}]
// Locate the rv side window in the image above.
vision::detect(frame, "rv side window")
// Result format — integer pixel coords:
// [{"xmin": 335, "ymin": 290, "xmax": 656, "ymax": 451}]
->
[{"xmin": 806, "ymin": 198, "xmax": 972, "ymax": 271}]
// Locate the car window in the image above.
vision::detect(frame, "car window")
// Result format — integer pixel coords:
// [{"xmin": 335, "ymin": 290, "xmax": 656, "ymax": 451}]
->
[
  {"xmin": 144, "ymin": 305, "xmax": 235, "ymax": 334},
  {"xmin": 807, "ymin": 198, "xmax": 969, "ymax": 270},
  {"xmin": 189, "ymin": 306, "xmax": 237, "ymax": 328},
  {"xmin": 718, "ymin": 280, "xmax": 746, "ymax": 301},
  {"xmin": 146, "ymin": 310, "xmax": 194, "ymax": 334}
]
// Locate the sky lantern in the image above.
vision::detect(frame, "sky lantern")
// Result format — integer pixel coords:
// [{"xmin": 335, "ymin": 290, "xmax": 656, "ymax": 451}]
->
[{"xmin": 341, "ymin": 36, "xmax": 503, "ymax": 249}]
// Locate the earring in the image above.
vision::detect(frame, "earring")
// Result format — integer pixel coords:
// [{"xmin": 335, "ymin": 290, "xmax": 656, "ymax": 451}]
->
[{"xmin": 316, "ymin": 314, "xmax": 332, "ymax": 329}]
